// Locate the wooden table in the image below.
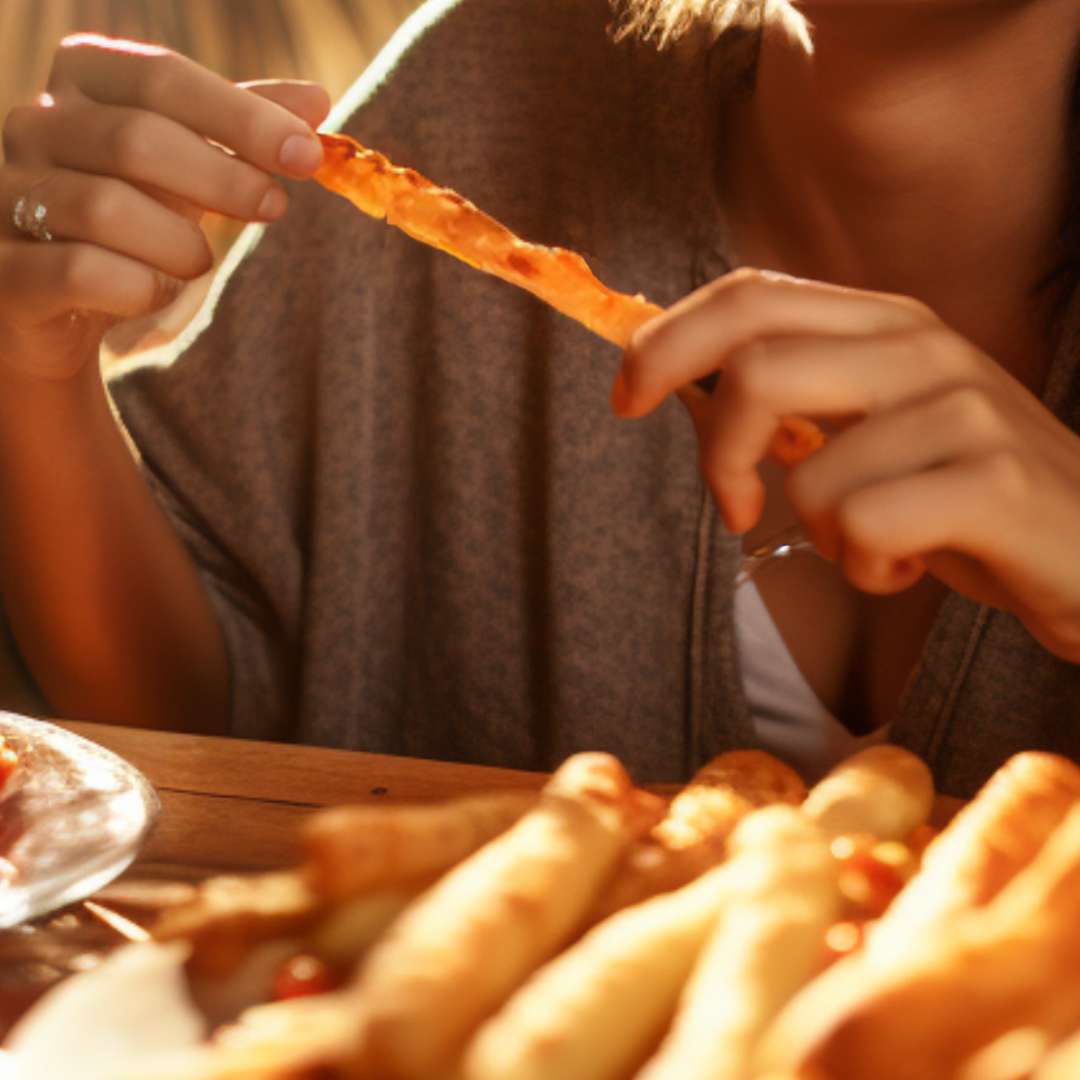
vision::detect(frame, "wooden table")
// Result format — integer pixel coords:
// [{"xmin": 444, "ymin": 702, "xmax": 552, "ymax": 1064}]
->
[
  {"xmin": 1, "ymin": 723, "xmax": 554, "ymax": 1039},
  {"xmin": 60, "ymin": 721, "xmax": 550, "ymax": 876},
  {"xmin": 54, "ymin": 721, "xmax": 964, "ymax": 877}
]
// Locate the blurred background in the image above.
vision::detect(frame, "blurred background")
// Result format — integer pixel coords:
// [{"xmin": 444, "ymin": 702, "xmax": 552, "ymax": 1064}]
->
[
  {"xmin": 0, "ymin": 0, "xmax": 420, "ymax": 714},
  {"xmin": 2, "ymin": 0, "xmax": 419, "ymax": 120}
]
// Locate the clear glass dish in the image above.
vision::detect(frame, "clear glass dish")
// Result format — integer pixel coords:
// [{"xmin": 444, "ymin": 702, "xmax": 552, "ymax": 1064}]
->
[{"xmin": 0, "ymin": 713, "xmax": 159, "ymax": 929}]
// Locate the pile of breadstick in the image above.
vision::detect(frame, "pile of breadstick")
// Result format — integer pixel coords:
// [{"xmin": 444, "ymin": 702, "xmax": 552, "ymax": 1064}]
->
[{"xmin": 106, "ymin": 745, "xmax": 1080, "ymax": 1080}]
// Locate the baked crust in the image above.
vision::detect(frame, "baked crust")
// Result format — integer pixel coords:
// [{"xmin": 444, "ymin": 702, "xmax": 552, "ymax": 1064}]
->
[{"xmin": 314, "ymin": 132, "xmax": 825, "ymax": 466}]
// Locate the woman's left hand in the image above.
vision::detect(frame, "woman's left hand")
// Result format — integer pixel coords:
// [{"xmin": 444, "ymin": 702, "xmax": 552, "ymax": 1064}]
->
[{"xmin": 611, "ymin": 268, "xmax": 1080, "ymax": 662}]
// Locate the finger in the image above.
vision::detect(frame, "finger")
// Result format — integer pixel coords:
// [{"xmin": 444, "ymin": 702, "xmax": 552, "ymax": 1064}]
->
[
  {"xmin": 241, "ymin": 80, "xmax": 332, "ymax": 130},
  {"xmin": 0, "ymin": 240, "xmax": 181, "ymax": 324},
  {"xmin": 831, "ymin": 452, "xmax": 1031, "ymax": 593},
  {"xmin": 839, "ymin": 545, "xmax": 928, "ymax": 596},
  {"xmin": 697, "ymin": 329, "xmax": 980, "ymax": 531},
  {"xmin": 49, "ymin": 34, "xmax": 324, "ymax": 178},
  {"xmin": 920, "ymin": 550, "xmax": 1017, "ymax": 610},
  {"xmin": 616, "ymin": 268, "xmax": 933, "ymax": 418},
  {"xmin": 788, "ymin": 384, "xmax": 1016, "ymax": 559},
  {"xmin": 5, "ymin": 166, "xmax": 212, "ymax": 280},
  {"xmin": 8, "ymin": 98, "xmax": 291, "ymax": 223}
]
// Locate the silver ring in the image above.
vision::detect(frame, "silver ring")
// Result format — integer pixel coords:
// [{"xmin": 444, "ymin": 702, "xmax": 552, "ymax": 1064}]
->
[{"xmin": 13, "ymin": 195, "xmax": 53, "ymax": 242}]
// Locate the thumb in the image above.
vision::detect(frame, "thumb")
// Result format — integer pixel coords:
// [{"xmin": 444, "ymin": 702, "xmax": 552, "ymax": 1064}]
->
[{"xmin": 240, "ymin": 79, "xmax": 332, "ymax": 130}]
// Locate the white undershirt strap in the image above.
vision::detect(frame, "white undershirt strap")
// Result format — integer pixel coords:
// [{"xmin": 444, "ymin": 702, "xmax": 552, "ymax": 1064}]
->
[{"xmin": 735, "ymin": 579, "xmax": 890, "ymax": 782}]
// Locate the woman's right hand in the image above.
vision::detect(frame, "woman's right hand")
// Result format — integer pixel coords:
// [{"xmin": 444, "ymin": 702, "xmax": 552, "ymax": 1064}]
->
[{"xmin": 0, "ymin": 34, "xmax": 330, "ymax": 381}]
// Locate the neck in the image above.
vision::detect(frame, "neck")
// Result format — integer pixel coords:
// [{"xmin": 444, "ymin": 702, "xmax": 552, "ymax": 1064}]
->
[{"xmin": 723, "ymin": 0, "xmax": 1080, "ymax": 377}]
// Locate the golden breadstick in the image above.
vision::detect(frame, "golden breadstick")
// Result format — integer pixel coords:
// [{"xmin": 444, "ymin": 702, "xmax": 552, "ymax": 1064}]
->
[
  {"xmin": 461, "ymin": 864, "xmax": 733, "ymax": 1080},
  {"xmin": 872, "ymin": 750, "xmax": 1080, "ymax": 949},
  {"xmin": 303, "ymin": 791, "xmax": 535, "ymax": 901},
  {"xmin": 344, "ymin": 753, "xmax": 664, "ymax": 1079},
  {"xmin": 591, "ymin": 750, "xmax": 806, "ymax": 920},
  {"xmin": 798, "ymin": 802, "xmax": 1080, "ymax": 1079},
  {"xmin": 957, "ymin": 1028, "xmax": 1055, "ymax": 1080},
  {"xmin": 801, "ymin": 745, "xmax": 934, "ymax": 841},
  {"xmin": 757, "ymin": 752, "xmax": 1080, "ymax": 1074},
  {"xmin": 637, "ymin": 805, "xmax": 840, "ymax": 1080},
  {"xmin": 316, "ymin": 133, "xmax": 657, "ymax": 349},
  {"xmin": 685, "ymin": 749, "xmax": 806, "ymax": 804},
  {"xmin": 654, "ymin": 750, "xmax": 807, "ymax": 849},
  {"xmin": 305, "ymin": 889, "xmax": 419, "ymax": 967},
  {"xmin": 152, "ymin": 871, "xmax": 320, "ymax": 978},
  {"xmin": 314, "ymin": 132, "xmax": 825, "ymax": 467},
  {"xmin": 1033, "ymin": 1028, "xmax": 1080, "ymax": 1080}
]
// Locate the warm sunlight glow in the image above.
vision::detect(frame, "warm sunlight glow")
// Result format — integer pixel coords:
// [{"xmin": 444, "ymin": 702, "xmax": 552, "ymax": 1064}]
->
[{"xmin": 59, "ymin": 33, "xmax": 168, "ymax": 58}]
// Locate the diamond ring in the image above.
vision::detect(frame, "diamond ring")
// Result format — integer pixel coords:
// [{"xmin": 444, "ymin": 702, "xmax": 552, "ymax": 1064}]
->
[{"xmin": 12, "ymin": 195, "xmax": 53, "ymax": 242}]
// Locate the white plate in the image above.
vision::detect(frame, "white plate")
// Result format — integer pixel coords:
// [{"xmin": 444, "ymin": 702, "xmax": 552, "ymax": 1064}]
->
[{"xmin": 0, "ymin": 713, "xmax": 159, "ymax": 928}]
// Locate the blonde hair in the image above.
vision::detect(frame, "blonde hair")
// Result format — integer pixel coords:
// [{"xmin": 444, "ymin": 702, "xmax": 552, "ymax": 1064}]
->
[{"xmin": 611, "ymin": 0, "xmax": 812, "ymax": 53}]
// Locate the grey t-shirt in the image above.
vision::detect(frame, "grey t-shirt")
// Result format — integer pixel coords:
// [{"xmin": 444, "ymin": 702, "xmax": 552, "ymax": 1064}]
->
[{"xmin": 108, "ymin": 0, "xmax": 1080, "ymax": 796}]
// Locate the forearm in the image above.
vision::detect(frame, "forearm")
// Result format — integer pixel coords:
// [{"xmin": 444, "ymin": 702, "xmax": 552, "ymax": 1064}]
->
[
  {"xmin": 0, "ymin": 37, "xmax": 332, "ymax": 730},
  {"xmin": 0, "ymin": 358, "xmax": 230, "ymax": 732}
]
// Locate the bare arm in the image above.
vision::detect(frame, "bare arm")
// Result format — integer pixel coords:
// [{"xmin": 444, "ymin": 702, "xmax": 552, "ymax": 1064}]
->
[
  {"xmin": 0, "ymin": 356, "xmax": 232, "ymax": 731},
  {"xmin": 0, "ymin": 36, "xmax": 330, "ymax": 730}
]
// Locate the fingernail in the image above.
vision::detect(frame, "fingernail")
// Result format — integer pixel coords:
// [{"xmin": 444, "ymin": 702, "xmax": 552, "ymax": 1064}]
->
[
  {"xmin": 611, "ymin": 371, "xmax": 632, "ymax": 416},
  {"xmin": 257, "ymin": 187, "xmax": 288, "ymax": 221},
  {"xmin": 279, "ymin": 133, "xmax": 323, "ymax": 175},
  {"xmin": 894, "ymin": 556, "xmax": 926, "ymax": 581},
  {"xmin": 851, "ymin": 552, "xmax": 908, "ymax": 593}
]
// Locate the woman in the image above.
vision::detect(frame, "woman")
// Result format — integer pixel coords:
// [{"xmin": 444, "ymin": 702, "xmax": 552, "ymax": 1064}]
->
[{"xmin": 0, "ymin": 0, "xmax": 1076, "ymax": 794}]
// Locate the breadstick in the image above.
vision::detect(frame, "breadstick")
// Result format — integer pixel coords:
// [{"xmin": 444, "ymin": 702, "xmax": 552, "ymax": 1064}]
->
[
  {"xmin": 305, "ymin": 889, "xmax": 419, "ymax": 967},
  {"xmin": 152, "ymin": 871, "xmax": 321, "ymax": 978},
  {"xmin": 315, "ymin": 132, "xmax": 825, "ymax": 467},
  {"xmin": 756, "ymin": 752, "xmax": 1080, "ymax": 1074},
  {"xmin": 302, "ymin": 791, "xmax": 535, "ymax": 901},
  {"xmin": 651, "ymin": 750, "xmax": 806, "ymax": 858},
  {"xmin": 316, "ymin": 133, "xmax": 657, "ymax": 349},
  {"xmin": 957, "ymin": 1028, "xmax": 1055, "ymax": 1080},
  {"xmin": 1033, "ymin": 1028, "xmax": 1080, "ymax": 1080},
  {"xmin": 870, "ymin": 750, "xmax": 1080, "ymax": 950},
  {"xmin": 796, "ymin": 802, "xmax": 1080, "ymax": 1079},
  {"xmin": 691, "ymin": 749, "xmax": 806, "ymax": 802},
  {"xmin": 801, "ymin": 745, "xmax": 934, "ymax": 841},
  {"xmin": 637, "ymin": 805, "xmax": 840, "ymax": 1080},
  {"xmin": 461, "ymin": 864, "xmax": 734, "ymax": 1080},
  {"xmin": 590, "ymin": 750, "xmax": 805, "ymax": 920},
  {"xmin": 344, "ymin": 753, "xmax": 664, "ymax": 1079}
]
